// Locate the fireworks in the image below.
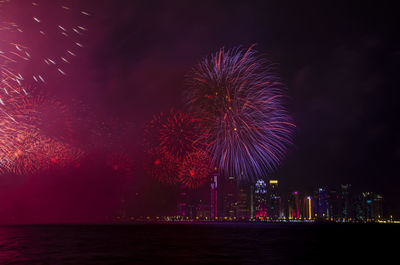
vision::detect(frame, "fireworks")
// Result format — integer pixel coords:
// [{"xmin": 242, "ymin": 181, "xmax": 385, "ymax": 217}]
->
[
  {"xmin": 5, "ymin": 92, "xmax": 76, "ymax": 142},
  {"xmin": 145, "ymin": 109, "xmax": 206, "ymax": 161},
  {"xmin": 0, "ymin": 0, "xmax": 90, "ymax": 110},
  {"xmin": 1, "ymin": 0, "xmax": 90, "ymax": 81},
  {"xmin": 106, "ymin": 152, "xmax": 134, "ymax": 178},
  {"xmin": 0, "ymin": 91, "xmax": 84, "ymax": 175},
  {"xmin": 143, "ymin": 110, "xmax": 208, "ymax": 187},
  {"xmin": 143, "ymin": 148, "xmax": 180, "ymax": 185},
  {"xmin": 178, "ymin": 151, "xmax": 211, "ymax": 189},
  {"xmin": 8, "ymin": 134, "xmax": 84, "ymax": 175},
  {"xmin": 186, "ymin": 45, "xmax": 295, "ymax": 182}
]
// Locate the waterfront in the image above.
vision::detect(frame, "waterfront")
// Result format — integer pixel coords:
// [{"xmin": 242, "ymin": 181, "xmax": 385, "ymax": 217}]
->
[{"xmin": 0, "ymin": 223, "xmax": 398, "ymax": 264}]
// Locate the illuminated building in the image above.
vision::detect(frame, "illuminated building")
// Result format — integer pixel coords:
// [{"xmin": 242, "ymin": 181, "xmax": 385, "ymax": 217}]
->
[
  {"xmin": 210, "ymin": 175, "xmax": 218, "ymax": 220},
  {"xmin": 358, "ymin": 192, "xmax": 383, "ymax": 221},
  {"xmin": 237, "ymin": 186, "xmax": 249, "ymax": 219},
  {"xmin": 287, "ymin": 191, "xmax": 300, "ymax": 219},
  {"xmin": 268, "ymin": 179, "xmax": 281, "ymax": 219},
  {"xmin": 303, "ymin": 196, "xmax": 312, "ymax": 220},
  {"xmin": 328, "ymin": 189, "xmax": 340, "ymax": 219},
  {"xmin": 196, "ymin": 199, "xmax": 210, "ymax": 220},
  {"xmin": 340, "ymin": 184, "xmax": 352, "ymax": 219},
  {"xmin": 249, "ymin": 184, "xmax": 254, "ymax": 219},
  {"xmin": 371, "ymin": 194, "xmax": 383, "ymax": 220},
  {"xmin": 177, "ymin": 185, "xmax": 188, "ymax": 217},
  {"xmin": 222, "ymin": 176, "xmax": 237, "ymax": 218},
  {"xmin": 317, "ymin": 187, "xmax": 329, "ymax": 218},
  {"xmin": 254, "ymin": 179, "xmax": 267, "ymax": 219}
]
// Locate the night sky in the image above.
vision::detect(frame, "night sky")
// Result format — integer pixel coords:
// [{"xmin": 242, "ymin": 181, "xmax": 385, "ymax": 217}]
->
[{"xmin": 0, "ymin": 0, "xmax": 398, "ymax": 223}]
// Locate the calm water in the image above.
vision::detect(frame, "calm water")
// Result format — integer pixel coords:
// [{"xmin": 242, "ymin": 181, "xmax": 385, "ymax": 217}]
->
[{"xmin": 0, "ymin": 223, "xmax": 398, "ymax": 264}]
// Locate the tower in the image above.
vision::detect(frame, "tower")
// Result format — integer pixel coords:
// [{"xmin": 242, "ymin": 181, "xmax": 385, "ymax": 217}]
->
[
  {"xmin": 254, "ymin": 179, "xmax": 267, "ymax": 219},
  {"xmin": 177, "ymin": 185, "xmax": 188, "ymax": 218},
  {"xmin": 210, "ymin": 175, "xmax": 218, "ymax": 220},
  {"xmin": 268, "ymin": 180, "xmax": 281, "ymax": 219}
]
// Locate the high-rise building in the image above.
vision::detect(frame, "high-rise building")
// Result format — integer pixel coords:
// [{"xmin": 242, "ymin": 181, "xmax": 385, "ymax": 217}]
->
[
  {"xmin": 222, "ymin": 176, "xmax": 237, "ymax": 218},
  {"xmin": 237, "ymin": 186, "xmax": 249, "ymax": 219},
  {"xmin": 303, "ymin": 196, "xmax": 312, "ymax": 220},
  {"xmin": 254, "ymin": 180, "xmax": 267, "ymax": 219},
  {"xmin": 361, "ymin": 192, "xmax": 373, "ymax": 220},
  {"xmin": 196, "ymin": 199, "xmax": 210, "ymax": 220},
  {"xmin": 317, "ymin": 187, "xmax": 329, "ymax": 218},
  {"xmin": 287, "ymin": 191, "xmax": 301, "ymax": 219},
  {"xmin": 340, "ymin": 184, "xmax": 352, "ymax": 219},
  {"xmin": 328, "ymin": 189, "xmax": 340, "ymax": 219},
  {"xmin": 268, "ymin": 180, "xmax": 281, "ymax": 219},
  {"xmin": 249, "ymin": 185, "xmax": 255, "ymax": 219},
  {"xmin": 177, "ymin": 185, "xmax": 188, "ymax": 217},
  {"xmin": 359, "ymin": 192, "xmax": 383, "ymax": 221},
  {"xmin": 371, "ymin": 194, "xmax": 383, "ymax": 220},
  {"xmin": 210, "ymin": 175, "xmax": 218, "ymax": 220}
]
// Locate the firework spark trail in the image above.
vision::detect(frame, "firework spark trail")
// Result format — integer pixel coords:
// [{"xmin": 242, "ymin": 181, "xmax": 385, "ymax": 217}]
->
[
  {"xmin": 0, "ymin": 0, "xmax": 90, "ymax": 110},
  {"xmin": 186, "ymin": 46, "xmax": 295, "ymax": 183}
]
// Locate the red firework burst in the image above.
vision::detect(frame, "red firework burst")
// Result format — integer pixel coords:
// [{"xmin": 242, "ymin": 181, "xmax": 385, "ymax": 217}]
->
[
  {"xmin": 0, "ymin": 98, "xmax": 84, "ymax": 175},
  {"xmin": 143, "ymin": 148, "xmax": 180, "ymax": 185},
  {"xmin": 144, "ymin": 109, "xmax": 206, "ymax": 162},
  {"xmin": 6, "ymin": 92, "xmax": 76, "ymax": 142},
  {"xmin": 9, "ymin": 133, "xmax": 84, "ymax": 175},
  {"xmin": 178, "ymin": 151, "xmax": 211, "ymax": 188},
  {"xmin": 106, "ymin": 152, "xmax": 133, "ymax": 177}
]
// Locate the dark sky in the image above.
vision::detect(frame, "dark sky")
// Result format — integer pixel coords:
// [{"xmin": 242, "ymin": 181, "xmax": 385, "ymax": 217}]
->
[{"xmin": 0, "ymin": 0, "xmax": 399, "ymax": 223}]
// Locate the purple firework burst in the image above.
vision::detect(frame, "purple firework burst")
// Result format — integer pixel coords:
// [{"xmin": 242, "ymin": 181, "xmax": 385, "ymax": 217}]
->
[{"xmin": 186, "ymin": 45, "xmax": 295, "ymax": 183}]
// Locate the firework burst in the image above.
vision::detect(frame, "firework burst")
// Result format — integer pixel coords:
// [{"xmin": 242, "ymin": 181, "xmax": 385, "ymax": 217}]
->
[
  {"xmin": 0, "ymin": 91, "xmax": 84, "ymax": 175},
  {"xmin": 143, "ymin": 109, "xmax": 209, "ymax": 186},
  {"xmin": 178, "ymin": 151, "xmax": 211, "ymax": 189},
  {"xmin": 144, "ymin": 109, "xmax": 206, "ymax": 161},
  {"xmin": 106, "ymin": 152, "xmax": 134, "ymax": 178},
  {"xmin": 186, "ymin": 45, "xmax": 295, "ymax": 182},
  {"xmin": 8, "ymin": 92, "xmax": 76, "ymax": 142},
  {"xmin": 142, "ymin": 148, "xmax": 180, "ymax": 185}
]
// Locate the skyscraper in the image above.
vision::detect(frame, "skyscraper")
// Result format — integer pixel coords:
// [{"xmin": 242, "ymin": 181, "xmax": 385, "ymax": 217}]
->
[
  {"xmin": 249, "ymin": 184, "xmax": 254, "ymax": 219},
  {"xmin": 360, "ymin": 192, "xmax": 384, "ymax": 221},
  {"xmin": 317, "ymin": 187, "xmax": 329, "ymax": 218},
  {"xmin": 210, "ymin": 175, "xmax": 218, "ymax": 220},
  {"xmin": 237, "ymin": 186, "xmax": 249, "ymax": 219},
  {"xmin": 340, "ymin": 184, "xmax": 352, "ymax": 219},
  {"xmin": 287, "ymin": 191, "xmax": 300, "ymax": 219},
  {"xmin": 254, "ymin": 179, "xmax": 267, "ymax": 219},
  {"xmin": 177, "ymin": 185, "xmax": 188, "ymax": 218},
  {"xmin": 371, "ymin": 194, "xmax": 383, "ymax": 220},
  {"xmin": 328, "ymin": 189, "xmax": 340, "ymax": 220},
  {"xmin": 222, "ymin": 176, "xmax": 237, "ymax": 218},
  {"xmin": 304, "ymin": 196, "xmax": 312, "ymax": 220},
  {"xmin": 268, "ymin": 180, "xmax": 281, "ymax": 219}
]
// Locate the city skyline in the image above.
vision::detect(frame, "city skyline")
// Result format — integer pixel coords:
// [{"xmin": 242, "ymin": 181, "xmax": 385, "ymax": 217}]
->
[
  {"xmin": 0, "ymin": 1, "xmax": 398, "ymax": 264},
  {"xmin": 0, "ymin": 0, "xmax": 398, "ymax": 224},
  {"xmin": 115, "ymin": 177, "xmax": 392, "ymax": 223}
]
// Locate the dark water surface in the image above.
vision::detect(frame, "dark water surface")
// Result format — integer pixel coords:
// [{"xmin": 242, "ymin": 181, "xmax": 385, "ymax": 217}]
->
[{"xmin": 0, "ymin": 223, "xmax": 398, "ymax": 264}]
